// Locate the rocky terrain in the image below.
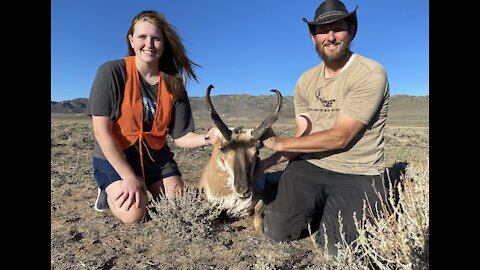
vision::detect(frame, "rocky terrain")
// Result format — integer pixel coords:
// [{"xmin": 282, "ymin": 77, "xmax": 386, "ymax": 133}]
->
[{"xmin": 51, "ymin": 94, "xmax": 429, "ymax": 269}]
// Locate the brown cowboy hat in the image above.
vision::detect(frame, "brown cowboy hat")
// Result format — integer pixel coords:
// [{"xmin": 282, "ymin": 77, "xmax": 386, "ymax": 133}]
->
[{"xmin": 303, "ymin": 0, "xmax": 358, "ymax": 38}]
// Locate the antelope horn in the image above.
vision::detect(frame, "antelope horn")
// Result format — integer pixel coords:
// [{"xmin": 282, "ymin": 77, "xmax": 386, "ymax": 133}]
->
[
  {"xmin": 252, "ymin": 89, "xmax": 283, "ymax": 140},
  {"xmin": 206, "ymin": 84, "xmax": 232, "ymax": 141}
]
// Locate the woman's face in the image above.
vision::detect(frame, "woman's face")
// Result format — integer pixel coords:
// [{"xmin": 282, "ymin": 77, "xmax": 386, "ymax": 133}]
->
[{"xmin": 128, "ymin": 20, "xmax": 164, "ymax": 64}]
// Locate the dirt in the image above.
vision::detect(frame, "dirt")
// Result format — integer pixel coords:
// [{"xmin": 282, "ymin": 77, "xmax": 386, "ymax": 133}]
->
[{"xmin": 51, "ymin": 116, "xmax": 428, "ymax": 269}]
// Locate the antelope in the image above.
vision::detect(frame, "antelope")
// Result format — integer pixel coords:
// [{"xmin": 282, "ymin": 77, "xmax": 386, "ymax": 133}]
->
[{"xmin": 199, "ymin": 84, "xmax": 282, "ymax": 231}]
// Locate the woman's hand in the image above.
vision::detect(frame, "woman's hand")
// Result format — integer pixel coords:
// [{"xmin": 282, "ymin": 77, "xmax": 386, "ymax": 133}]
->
[
  {"xmin": 204, "ymin": 127, "xmax": 219, "ymax": 145},
  {"xmin": 114, "ymin": 175, "xmax": 148, "ymax": 210}
]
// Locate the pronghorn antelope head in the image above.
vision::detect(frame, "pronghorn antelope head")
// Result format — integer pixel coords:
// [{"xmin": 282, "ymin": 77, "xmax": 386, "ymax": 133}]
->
[{"xmin": 199, "ymin": 84, "xmax": 282, "ymax": 218}]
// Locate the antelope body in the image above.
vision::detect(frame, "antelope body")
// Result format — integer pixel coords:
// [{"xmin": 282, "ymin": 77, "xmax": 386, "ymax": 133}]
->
[{"xmin": 199, "ymin": 85, "xmax": 282, "ymax": 231}]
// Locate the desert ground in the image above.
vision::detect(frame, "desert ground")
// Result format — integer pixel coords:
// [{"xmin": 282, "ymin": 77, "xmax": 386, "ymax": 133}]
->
[{"xmin": 51, "ymin": 112, "xmax": 429, "ymax": 269}]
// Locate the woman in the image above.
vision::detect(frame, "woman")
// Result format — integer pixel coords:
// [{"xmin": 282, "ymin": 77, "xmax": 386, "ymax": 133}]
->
[{"xmin": 86, "ymin": 10, "xmax": 217, "ymax": 224}]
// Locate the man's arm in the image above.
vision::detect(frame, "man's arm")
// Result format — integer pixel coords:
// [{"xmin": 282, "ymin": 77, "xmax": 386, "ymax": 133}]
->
[
  {"xmin": 262, "ymin": 112, "xmax": 365, "ymax": 153},
  {"xmin": 256, "ymin": 113, "xmax": 312, "ymax": 173}
]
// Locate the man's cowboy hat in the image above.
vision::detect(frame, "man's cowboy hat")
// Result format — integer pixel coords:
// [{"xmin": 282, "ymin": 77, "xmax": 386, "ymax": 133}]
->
[{"xmin": 303, "ymin": 0, "xmax": 358, "ymax": 38}]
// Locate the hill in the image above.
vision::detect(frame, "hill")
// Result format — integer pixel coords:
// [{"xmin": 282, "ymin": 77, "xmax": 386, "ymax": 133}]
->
[
  {"xmin": 386, "ymin": 95, "xmax": 429, "ymax": 127},
  {"xmin": 51, "ymin": 98, "xmax": 89, "ymax": 114},
  {"xmin": 51, "ymin": 94, "xmax": 429, "ymax": 127}
]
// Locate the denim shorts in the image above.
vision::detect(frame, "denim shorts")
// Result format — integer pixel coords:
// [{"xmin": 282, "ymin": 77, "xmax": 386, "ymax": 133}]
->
[{"xmin": 93, "ymin": 157, "xmax": 181, "ymax": 190}]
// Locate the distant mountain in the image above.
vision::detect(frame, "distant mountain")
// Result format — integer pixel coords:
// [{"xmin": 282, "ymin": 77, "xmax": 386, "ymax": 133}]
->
[
  {"xmin": 50, "ymin": 95, "xmax": 294, "ymax": 117},
  {"xmin": 51, "ymin": 98, "xmax": 88, "ymax": 114},
  {"xmin": 51, "ymin": 94, "xmax": 429, "ymax": 126},
  {"xmin": 387, "ymin": 95, "xmax": 429, "ymax": 127}
]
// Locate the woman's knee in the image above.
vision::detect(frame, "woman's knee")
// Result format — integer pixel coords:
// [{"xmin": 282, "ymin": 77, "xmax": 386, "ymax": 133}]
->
[
  {"xmin": 116, "ymin": 207, "xmax": 147, "ymax": 224},
  {"xmin": 148, "ymin": 176, "xmax": 184, "ymax": 197},
  {"xmin": 109, "ymin": 199, "xmax": 148, "ymax": 224},
  {"xmin": 105, "ymin": 183, "xmax": 149, "ymax": 224}
]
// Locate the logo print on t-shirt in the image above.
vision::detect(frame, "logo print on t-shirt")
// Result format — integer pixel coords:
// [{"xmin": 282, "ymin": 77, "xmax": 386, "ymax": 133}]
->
[
  {"xmin": 315, "ymin": 87, "xmax": 336, "ymax": 107},
  {"xmin": 142, "ymin": 97, "xmax": 157, "ymax": 123}
]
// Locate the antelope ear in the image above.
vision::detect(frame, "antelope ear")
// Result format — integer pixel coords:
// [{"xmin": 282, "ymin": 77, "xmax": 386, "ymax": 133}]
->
[{"xmin": 244, "ymin": 128, "xmax": 255, "ymax": 139}]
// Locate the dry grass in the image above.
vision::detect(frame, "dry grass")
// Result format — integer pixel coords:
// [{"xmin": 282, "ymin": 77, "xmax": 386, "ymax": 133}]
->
[
  {"xmin": 51, "ymin": 115, "xmax": 429, "ymax": 269},
  {"xmin": 148, "ymin": 185, "xmax": 224, "ymax": 241},
  {"xmin": 306, "ymin": 162, "xmax": 429, "ymax": 269}
]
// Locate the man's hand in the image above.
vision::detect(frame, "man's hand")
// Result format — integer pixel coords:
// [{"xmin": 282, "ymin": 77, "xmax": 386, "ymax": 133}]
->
[{"xmin": 258, "ymin": 127, "xmax": 276, "ymax": 148}]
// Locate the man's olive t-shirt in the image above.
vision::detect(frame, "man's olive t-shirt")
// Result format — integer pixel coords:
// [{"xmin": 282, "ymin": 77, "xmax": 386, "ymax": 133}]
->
[{"xmin": 294, "ymin": 54, "xmax": 390, "ymax": 176}]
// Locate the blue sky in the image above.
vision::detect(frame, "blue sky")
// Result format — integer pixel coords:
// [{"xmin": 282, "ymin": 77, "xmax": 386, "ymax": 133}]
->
[{"xmin": 51, "ymin": 0, "xmax": 429, "ymax": 102}]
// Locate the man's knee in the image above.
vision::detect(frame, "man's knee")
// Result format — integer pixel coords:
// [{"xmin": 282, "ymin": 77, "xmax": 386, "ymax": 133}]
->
[
  {"xmin": 263, "ymin": 224, "xmax": 296, "ymax": 242},
  {"xmin": 262, "ymin": 210, "xmax": 305, "ymax": 242}
]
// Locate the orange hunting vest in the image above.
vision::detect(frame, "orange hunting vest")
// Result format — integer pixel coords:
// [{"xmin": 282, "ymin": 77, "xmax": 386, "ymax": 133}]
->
[{"xmin": 111, "ymin": 56, "xmax": 173, "ymax": 178}]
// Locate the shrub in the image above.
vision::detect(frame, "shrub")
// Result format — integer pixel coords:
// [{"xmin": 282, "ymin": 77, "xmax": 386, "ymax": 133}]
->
[
  {"xmin": 148, "ymin": 185, "xmax": 223, "ymax": 241},
  {"xmin": 310, "ymin": 162, "xmax": 429, "ymax": 269}
]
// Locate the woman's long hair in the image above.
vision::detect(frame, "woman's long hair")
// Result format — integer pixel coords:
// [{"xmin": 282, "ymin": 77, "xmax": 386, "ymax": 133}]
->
[{"xmin": 127, "ymin": 10, "xmax": 200, "ymax": 101}]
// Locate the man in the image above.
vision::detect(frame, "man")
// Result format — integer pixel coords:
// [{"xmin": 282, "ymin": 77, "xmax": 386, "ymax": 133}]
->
[{"xmin": 257, "ymin": 0, "xmax": 389, "ymax": 254}]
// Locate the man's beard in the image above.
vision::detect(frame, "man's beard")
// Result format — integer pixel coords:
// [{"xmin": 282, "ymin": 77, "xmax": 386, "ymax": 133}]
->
[{"xmin": 315, "ymin": 40, "xmax": 351, "ymax": 68}]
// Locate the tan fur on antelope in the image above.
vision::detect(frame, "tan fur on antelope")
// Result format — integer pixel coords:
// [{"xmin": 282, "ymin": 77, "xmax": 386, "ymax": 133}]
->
[{"xmin": 199, "ymin": 84, "xmax": 282, "ymax": 231}]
